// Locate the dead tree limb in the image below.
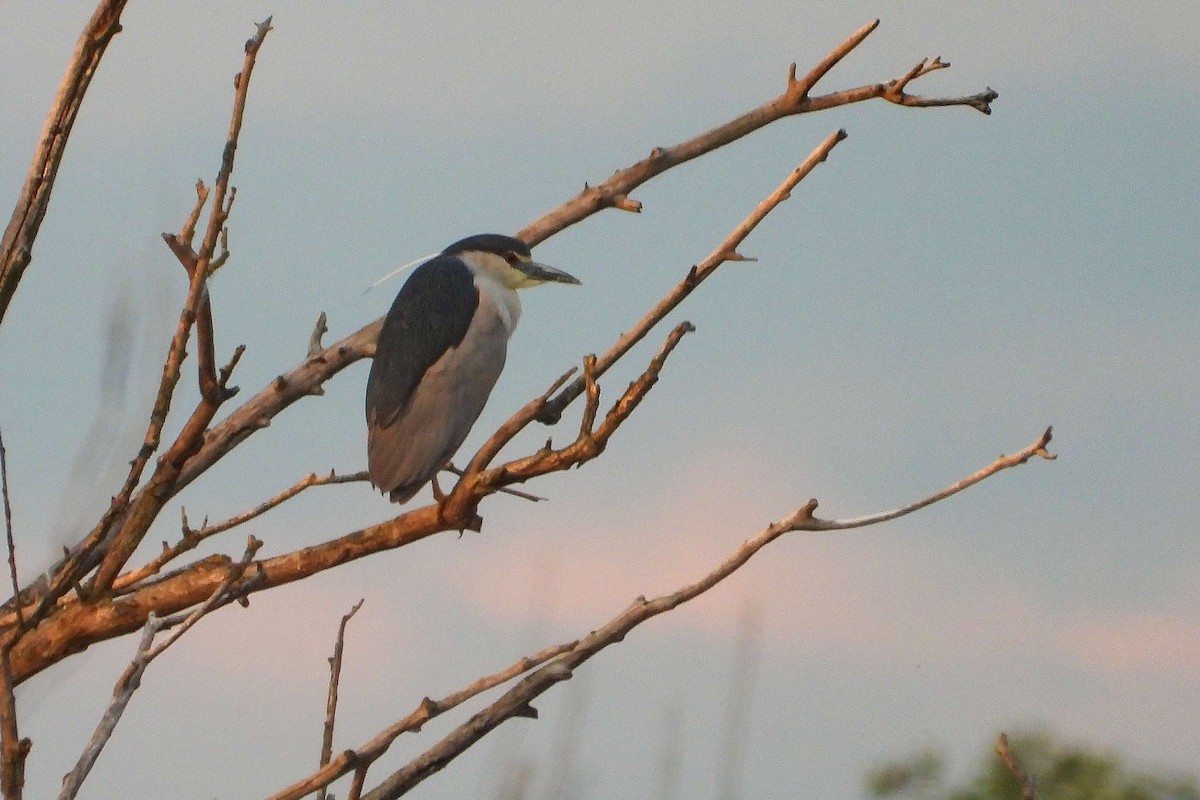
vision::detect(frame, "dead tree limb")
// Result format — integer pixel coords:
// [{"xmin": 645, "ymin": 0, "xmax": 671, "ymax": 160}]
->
[
  {"xmin": 57, "ymin": 538, "xmax": 262, "ymax": 800},
  {"xmin": 0, "ymin": 0, "xmax": 129, "ymax": 328},
  {"xmin": 317, "ymin": 599, "xmax": 363, "ymax": 800},
  {"xmin": 349, "ymin": 429, "xmax": 1049, "ymax": 799},
  {"xmin": 88, "ymin": 16, "xmax": 273, "ymax": 595},
  {"xmin": 109, "ymin": 21, "xmax": 996, "ymax": 515}
]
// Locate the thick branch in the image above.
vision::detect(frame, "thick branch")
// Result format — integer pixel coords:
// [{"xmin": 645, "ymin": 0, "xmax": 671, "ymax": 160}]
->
[
  {"xmin": 0, "ymin": 0, "xmax": 129, "ymax": 328},
  {"xmin": 4, "ymin": 414, "xmax": 1052, "ymax": 686},
  {"xmin": 3, "ymin": 323, "xmax": 691, "ymax": 683}
]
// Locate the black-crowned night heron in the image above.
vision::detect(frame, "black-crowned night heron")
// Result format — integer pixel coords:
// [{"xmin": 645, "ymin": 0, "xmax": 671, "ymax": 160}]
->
[{"xmin": 365, "ymin": 233, "xmax": 581, "ymax": 503}]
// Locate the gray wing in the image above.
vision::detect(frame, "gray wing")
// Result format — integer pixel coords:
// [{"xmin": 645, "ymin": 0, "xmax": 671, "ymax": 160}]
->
[
  {"xmin": 366, "ymin": 260, "xmax": 509, "ymax": 501},
  {"xmin": 366, "ymin": 256, "xmax": 478, "ymax": 431}
]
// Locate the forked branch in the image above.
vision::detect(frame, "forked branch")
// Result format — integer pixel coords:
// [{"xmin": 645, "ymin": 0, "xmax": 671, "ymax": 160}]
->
[
  {"xmin": 266, "ymin": 638, "xmax": 581, "ymax": 800},
  {"xmin": 88, "ymin": 16, "xmax": 273, "ymax": 595},
  {"xmin": 349, "ymin": 428, "xmax": 1052, "ymax": 799},
  {"xmin": 111, "ymin": 469, "xmax": 368, "ymax": 593},
  {"xmin": 518, "ymin": 20, "xmax": 995, "ymax": 245},
  {"xmin": 59, "ymin": 537, "xmax": 262, "ymax": 800},
  {"xmin": 538, "ymin": 129, "xmax": 846, "ymax": 424},
  {"xmin": 127, "ymin": 21, "xmax": 996, "ymax": 512}
]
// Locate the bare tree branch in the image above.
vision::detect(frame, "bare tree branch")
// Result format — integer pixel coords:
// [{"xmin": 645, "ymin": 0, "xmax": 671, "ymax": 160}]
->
[
  {"xmin": 2, "ymin": 119, "xmax": 981, "ymax": 682},
  {"xmin": 57, "ymin": 537, "xmax": 262, "ymax": 800},
  {"xmin": 356, "ymin": 429, "xmax": 1050, "ymax": 799},
  {"xmin": 996, "ymin": 733, "xmax": 1038, "ymax": 800},
  {"xmin": 266, "ymin": 639, "xmax": 580, "ymax": 800},
  {"xmin": 0, "ymin": 647, "xmax": 28, "ymax": 800},
  {"xmin": 535, "ymin": 128, "xmax": 847, "ymax": 426},
  {"xmin": 110, "ymin": 469, "xmax": 368, "ymax": 594},
  {"xmin": 11, "ymin": 19, "xmax": 271, "ymax": 627},
  {"xmin": 452, "ymin": 130, "xmax": 844, "ymax": 502},
  {"xmin": 124, "ymin": 23, "xmax": 996, "ymax": 512},
  {"xmin": 0, "ymin": 431, "xmax": 18, "ymax": 631},
  {"xmin": 0, "ymin": 0, "xmax": 129, "ymax": 328},
  {"xmin": 318, "ymin": 599, "xmax": 363, "ymax": 800},
  {"xmin": 89, "ymin": 16, "xmax": 274, "ymax": 595},
  {"xmin": 795, "ymin": 427, "xmax": 1055, "ymax": 531},
  {"xmin": 517, "ymin": 21, "xmax": 994, "ymax": 247},
  {"xmin": 0, "ymin": 21, "xmax": 1009, "ymax": 704}
]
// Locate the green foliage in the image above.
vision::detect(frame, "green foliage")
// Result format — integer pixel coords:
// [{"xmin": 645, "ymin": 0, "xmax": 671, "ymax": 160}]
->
[{"xmin": 867, "ymin": 732, "xmax": 1199, "ymax": 800}]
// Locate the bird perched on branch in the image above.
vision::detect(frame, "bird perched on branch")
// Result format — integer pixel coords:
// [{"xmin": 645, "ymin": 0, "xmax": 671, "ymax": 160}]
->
[{"xmin": 366, "ymin": 234, "xmax": 581, "ymax": 503}]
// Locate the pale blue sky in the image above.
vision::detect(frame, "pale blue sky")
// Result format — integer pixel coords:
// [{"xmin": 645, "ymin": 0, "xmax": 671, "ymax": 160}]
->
[{"xmin": 2, "ymin": 3, "xmax": 1198, "ymax": 798}]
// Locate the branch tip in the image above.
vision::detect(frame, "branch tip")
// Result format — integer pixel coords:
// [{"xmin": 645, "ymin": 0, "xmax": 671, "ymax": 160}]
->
[{"xmin": 308, "ymin": 312, "xmax": 329, "ymax": 358}]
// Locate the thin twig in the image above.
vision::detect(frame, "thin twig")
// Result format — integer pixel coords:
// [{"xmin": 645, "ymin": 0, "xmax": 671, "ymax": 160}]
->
[
  {"xmin": 111, "ymin": 470, "xmax": 367, "ymax": 594},
  {"xmin": 443, "ymin": 466, "xmax": 544, "ymax": 503},
  {"xmin": 58, "ymin": 537, "xmax": 262, "ymax": 800},
  {"xmin": 996, "ymin": 733, "xmax": 1038, "ymax": 800},
  {"xmin": 319, "ymin": 599, "xmax": 363, "ymax": 800},
  {"xmin": 0, "ymin": 0, "xmax": 129, "ymax": 327},
  {"xmin": 195, "ymin": 470, "xmax": 369, "ymax": 540},
  {"xmin": 795, "ymin": 427, "xmax": 1056, "ymax": 530},
  {"xmin": 0, "ymin": 431, "xmax": 19, "ymax": 630}
]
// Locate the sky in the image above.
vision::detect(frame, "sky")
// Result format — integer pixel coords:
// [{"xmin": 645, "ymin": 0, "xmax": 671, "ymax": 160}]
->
[{"xmin": 1, "ymin": 2, "xmax": 1198, "ymax": 798}]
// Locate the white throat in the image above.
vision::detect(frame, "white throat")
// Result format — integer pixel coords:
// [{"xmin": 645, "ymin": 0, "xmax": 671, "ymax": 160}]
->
[{"xmin": 462, "ymin": 254, "xmax": 523, "ymax": 336}]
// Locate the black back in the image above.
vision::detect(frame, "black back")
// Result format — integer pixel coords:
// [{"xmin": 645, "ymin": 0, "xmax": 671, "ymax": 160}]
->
[{"xmin": 366, "ymin": 255, "xmax": 479, "ymax": 429}]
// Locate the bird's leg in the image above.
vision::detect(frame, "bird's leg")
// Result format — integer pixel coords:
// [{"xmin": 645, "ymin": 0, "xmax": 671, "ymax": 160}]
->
[{"xmin": 431, "ymin": 473, "xmax": 447, "ymax": 504}]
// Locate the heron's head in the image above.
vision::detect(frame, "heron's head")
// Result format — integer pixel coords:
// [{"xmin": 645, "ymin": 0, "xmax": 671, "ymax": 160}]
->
[{"xmin": 443, "ymin": 234, "xmax": 581, "ymax": 290}]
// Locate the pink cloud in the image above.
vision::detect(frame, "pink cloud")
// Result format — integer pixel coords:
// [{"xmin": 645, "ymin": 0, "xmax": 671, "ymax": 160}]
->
[{"xmin": 1061, "ymin": 611, "xmax": 1200, "ymax": 677}]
